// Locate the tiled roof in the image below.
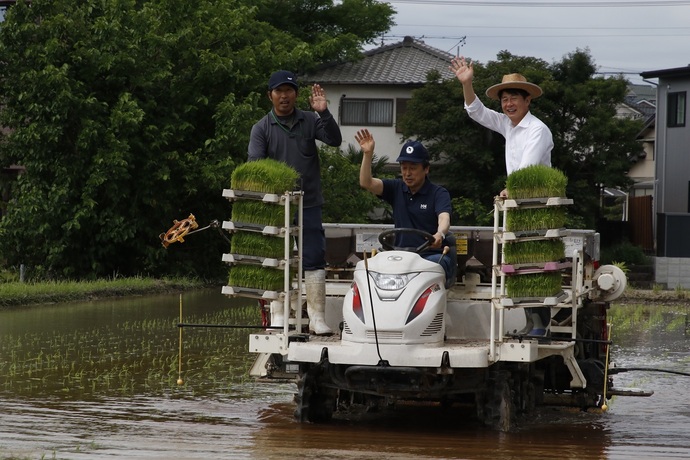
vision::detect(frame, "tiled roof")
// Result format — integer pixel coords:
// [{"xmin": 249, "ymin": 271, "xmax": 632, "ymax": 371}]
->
[
  {"xmin": 640, "ymin": 64, "xmax": 690, "ymax": 79},
  {"xmin": 303, "ymin": 36, "xmax": 455, "ymax": 85},
  {"xmin": 627, "ymin": 84, "xmax": 656, "ymax": 105}
]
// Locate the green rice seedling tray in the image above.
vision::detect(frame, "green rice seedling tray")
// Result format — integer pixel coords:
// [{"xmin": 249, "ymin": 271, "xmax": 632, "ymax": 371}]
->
[
  {"xmin": 230, "ymin": 232, "xmax": 286, "ymax": 259},
  {"xmin": 231, "ymin": 200, "xmax": 286, "ymax": 228},
  {"xmin": 505, "ymin": 164, "xmax": 567, "ymax": 199},
  {"xmin": 503, "ymin": 239, "xmax": 565, "ymax": 264},
  {"xmin": 506, "ymin": 207, "xmax": 567, "ymax": 232},
  {"xmin": 230, "ymin": 159, "xmax": 299, "ymax": 194},
  {"xmin": 228, "ymin": 265, "xmax": 285, "ymax": 292},
  {"xmin": 505, "ymin": 271, "xmax": 563, "ymax": 298}
]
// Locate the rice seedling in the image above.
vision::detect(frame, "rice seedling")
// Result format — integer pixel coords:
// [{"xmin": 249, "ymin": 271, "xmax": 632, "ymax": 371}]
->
[
  {"xmin": 674, "ymin": 284, "xmax": 687, "ymax": 299},
  {"xmin": 0, "ymin": 302, "xmax": 259, "ymax": 398},
  {"xmin": 501, "ymin": 165, "xmax": 570, "ymax": 299},
  {"xmin": 230, "ymin": 158, "xmax": 300, "ymax": 194},
  {"xmin": 506, "ymin": 207, "xmax": 567, "ymax": 232},
  {"xmin": 609, "ymin": 303, "xmax": 689, "ymax": 338},
  {"xmin": 506, "ymin": 272, "xmax": 563, "ymax": 298},
  {"xmin": 231, "ymin": 200, "xmax": 285, "ymax": 227},
  {"xmin": 228, "ymin": 265, "xmax": 285, "ymax": 292},
  {"xmin": 230, "ymin": 232, "xmax": 285, "ymax": 259},
  {"xmin": 505, "ymin": 164, "xmax": 567, "ymax": 199}
]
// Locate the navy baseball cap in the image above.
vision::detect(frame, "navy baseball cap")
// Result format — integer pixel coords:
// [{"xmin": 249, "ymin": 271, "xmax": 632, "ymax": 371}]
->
[
  {"xmin": 395, "ymin": 140, "xmax": 429, "ymax": 163},
  {"xmin": 268, "ymin": 70, "xmax": 299, "ymax": 91}
]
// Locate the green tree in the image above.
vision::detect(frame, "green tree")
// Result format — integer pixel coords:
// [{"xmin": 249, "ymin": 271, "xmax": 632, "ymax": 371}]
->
[
  {"xmin": 396, "ymin": 67, "xmax": 508, "ymax": 225},
  {"xmin": 0, "ymin": 0, "xmax": 394, "ymax": 279},
  {"xmin": 544, "ymin": 49, "xmax": 640, "ymax": 228},
  {"xmin": 254, "ymin": 0, "xmax": 395, "ymax": 64},
  {"xmin": 399, "ymin": 50, "xmax": 643, "ymax": 229},
  {"xmin": 320, "ymin": 144, "xmax": 391, "ymax": 224}
]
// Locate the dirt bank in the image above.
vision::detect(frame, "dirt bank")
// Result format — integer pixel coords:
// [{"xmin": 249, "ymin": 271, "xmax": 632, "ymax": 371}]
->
[{"xmin": 618, "ymin": 288, "xmax": 689, "ymax": 305}]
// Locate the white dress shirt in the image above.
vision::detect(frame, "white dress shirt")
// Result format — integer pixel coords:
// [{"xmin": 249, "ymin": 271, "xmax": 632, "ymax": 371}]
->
[{"xmin": 465, "ymin": 98, "xmax": 553, "ymax": 174}]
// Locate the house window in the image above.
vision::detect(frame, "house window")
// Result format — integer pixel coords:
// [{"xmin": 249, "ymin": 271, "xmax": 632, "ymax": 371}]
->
[
  {"xmin": 667, "ymin": 91, "xmax": 686, "ymax": 127},
  {"xmin": 395, "ymin": 98, "xmax": 410, "ymax": 134},
  {"xmin": 341, "ymin": 99, "xmax": 393, "ymax": 126}
]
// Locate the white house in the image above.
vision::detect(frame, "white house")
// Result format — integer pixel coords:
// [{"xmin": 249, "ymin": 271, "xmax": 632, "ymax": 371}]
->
[
  {"xmin": 624, "ymin": 84, "xmax": 657, "ymax": 199},
  {"xmin": 640, "ymin": 65, "xmax": 690, "ymax": 288},
  {"xmin": 303, "ymin": 36, "xmax": 455, "ymax": 164}
]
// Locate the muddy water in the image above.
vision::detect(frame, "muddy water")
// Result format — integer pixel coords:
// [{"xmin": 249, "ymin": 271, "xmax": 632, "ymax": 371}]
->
[{"xmin": 1, "ymin": 290, "xmax": 688, "ymax": 460}]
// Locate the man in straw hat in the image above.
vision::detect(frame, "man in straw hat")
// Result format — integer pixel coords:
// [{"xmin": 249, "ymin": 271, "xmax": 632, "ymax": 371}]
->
[
  {"xmin": 450, "ymin": 56, "xmax": 553, "ymax": 198},
  {"xmin": 450, "ymin": 56, "xmax": 553, "ymax": 337}
]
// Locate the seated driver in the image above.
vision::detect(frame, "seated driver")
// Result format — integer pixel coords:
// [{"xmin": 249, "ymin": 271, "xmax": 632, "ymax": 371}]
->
[{"xmin": 355, "ymin": 129, "xmax": 456, "ymax": 287}]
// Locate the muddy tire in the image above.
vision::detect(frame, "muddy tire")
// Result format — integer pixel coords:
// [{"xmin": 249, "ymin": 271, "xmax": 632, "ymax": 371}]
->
[
  {"xmin": 294, "ymin": 366, "xmax": 336, "ymax": 423},
  {"xmin": 515, "ymin": 365, "xmax": 540, "ymax": 413},
  {"xmin": 479, "ymin": 370, "xmax": 515, "ymax": 432}
]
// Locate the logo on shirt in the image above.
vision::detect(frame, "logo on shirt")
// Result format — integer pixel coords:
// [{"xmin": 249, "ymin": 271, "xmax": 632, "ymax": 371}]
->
[{"xmin": 420, "ymin": 204, "xmax": 427, "ymax": 210}]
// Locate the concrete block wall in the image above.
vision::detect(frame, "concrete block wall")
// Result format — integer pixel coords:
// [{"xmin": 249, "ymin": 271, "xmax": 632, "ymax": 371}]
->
[{"xmin": 655, "ymin": 257, "xmax": 690, "ymax": 289}]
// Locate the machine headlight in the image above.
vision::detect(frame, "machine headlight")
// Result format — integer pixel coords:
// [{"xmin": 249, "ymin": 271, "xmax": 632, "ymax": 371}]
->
[{"xmin": 369, "ymin": 271, "xmax": 418, "ymax": 290}]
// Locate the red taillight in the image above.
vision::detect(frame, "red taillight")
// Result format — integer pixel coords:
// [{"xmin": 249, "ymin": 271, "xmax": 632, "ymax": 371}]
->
[
  {"xmin": 352, "ymin": 283, "xmax": 365, "ymax": 323},
  {"xmin": 593, "ymin": 260, "xmax": 600, "ymax": 270},
  {"xmin": 406, "ymin": 287, "xmax": 433, "ymax": 324}
]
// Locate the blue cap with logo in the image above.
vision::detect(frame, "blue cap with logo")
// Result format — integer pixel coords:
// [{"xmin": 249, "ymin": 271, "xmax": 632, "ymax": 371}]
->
[
  {"xmin": 268, "ymin": 70, "xmax": 299, "ymax": 91},
  {"xmin": 395, "ymin": 140, "xmax": 429, "ymax": 163}
]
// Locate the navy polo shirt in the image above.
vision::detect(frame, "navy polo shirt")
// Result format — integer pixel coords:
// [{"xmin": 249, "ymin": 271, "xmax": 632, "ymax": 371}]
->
[{"xmin": 380, "ymin": 178, "xmax": 452, "ymax": 252}]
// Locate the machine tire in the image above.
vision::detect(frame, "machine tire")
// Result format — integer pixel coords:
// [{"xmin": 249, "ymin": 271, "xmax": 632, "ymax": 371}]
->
[
  {"xmin": 479, "ymin": 370, "xmax": 515, "ymax": 432},
  {"xmin": 516, "ymin": 365, "xmax": 540, "ymax": 414},
  {"xmin": 294, "ymin": 366, "xmax": 336, "ymax": 423}
]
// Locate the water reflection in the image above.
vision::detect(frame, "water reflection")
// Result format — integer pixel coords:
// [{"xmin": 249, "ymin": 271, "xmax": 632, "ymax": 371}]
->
[{"xmin": 0, "ymin": 291, "xmax": 688, "ymax": 459}]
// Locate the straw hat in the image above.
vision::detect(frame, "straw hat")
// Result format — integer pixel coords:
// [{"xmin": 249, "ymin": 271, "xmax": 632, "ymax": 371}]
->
[{"xmin": 485, "ymin": 73, "xmax": 543, "ymax": 100}]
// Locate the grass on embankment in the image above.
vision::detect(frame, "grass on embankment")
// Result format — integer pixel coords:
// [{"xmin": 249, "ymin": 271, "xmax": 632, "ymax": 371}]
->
[{"xmin": 0, "ymin": 277, "xmax": 207, "ymax": 309}]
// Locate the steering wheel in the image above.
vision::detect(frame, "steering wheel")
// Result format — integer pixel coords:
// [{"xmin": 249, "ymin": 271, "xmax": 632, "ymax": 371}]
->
[{"xmin": 378, "ymin": 228, "xmax": 435, "ymax": 253}]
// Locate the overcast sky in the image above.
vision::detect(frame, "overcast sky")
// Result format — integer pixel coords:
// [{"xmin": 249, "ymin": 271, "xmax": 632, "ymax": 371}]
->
[{"xmin": 381, "ymin": 0, "xmax": 690, "ymax": 86}]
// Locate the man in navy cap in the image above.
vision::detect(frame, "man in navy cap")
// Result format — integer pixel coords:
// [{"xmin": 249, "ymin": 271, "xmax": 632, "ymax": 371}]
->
[
  {"xmin": 248, "ymin": 70, "xmax": 342, "ymax": 335},
  {"xmin": 355, "ymin": 129, "xmax": 456, "ymax": 287}
]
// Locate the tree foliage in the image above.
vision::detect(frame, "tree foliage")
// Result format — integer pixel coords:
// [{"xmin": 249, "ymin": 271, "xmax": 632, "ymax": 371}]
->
[
  {"xmin": 320, "ymin": 144, "xmax": 391, "ymax": 224},
  {"xmin": 253, "ymin": 0, "xmax": 395, "ymax": 64},
  {"xmin": 0, "ymin": 0, "xmax": 394, "ymax": 280},
  {"xmin": 399, "ymin": 50, "xmax": 643, "ymax": 229}
]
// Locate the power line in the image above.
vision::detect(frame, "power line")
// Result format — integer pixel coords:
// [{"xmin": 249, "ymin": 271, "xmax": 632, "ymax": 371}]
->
[
  {"xmin": 390, "ymin": 0, "xmax": 690, "ymax": 6},
  {"xmin": 385, "ymin": 32, "xmax": 690, "ymax": 40},
  {"xmin": 397, "ymin": 25, "xmax": 690, "ymax": 31}
]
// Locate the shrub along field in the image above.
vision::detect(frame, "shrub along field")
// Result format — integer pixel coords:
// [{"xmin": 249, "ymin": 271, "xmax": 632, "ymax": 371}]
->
[{"xmin": 0, "ymin": 277, "xmax": 206, "ymax": 309}]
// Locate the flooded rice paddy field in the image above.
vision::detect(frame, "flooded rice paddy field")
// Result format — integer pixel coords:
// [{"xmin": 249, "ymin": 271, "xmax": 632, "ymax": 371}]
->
[{"xmin": 1, "ymin": 289, "xmax": 688, "ymax": 459}]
